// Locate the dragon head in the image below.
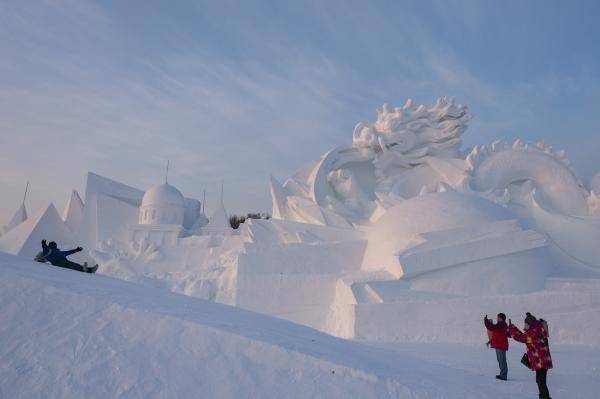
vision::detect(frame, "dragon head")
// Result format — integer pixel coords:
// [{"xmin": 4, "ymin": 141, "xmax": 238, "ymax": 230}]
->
[{"xmin": 352, "ymin": 97, "xmax": 471, "ymax": 159}]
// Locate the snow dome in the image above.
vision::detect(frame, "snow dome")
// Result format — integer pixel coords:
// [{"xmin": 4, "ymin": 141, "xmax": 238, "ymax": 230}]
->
[
  {"xmin": 362, "ymin": 191, "xmax": 518, "ymax": 272},
  {"xmin": 357, "ymin": 190, "xmax": 551, "ymax": 295},
  {"xmin": 139, "ymin": 183, "xmax": 185, "ymax": 225}
]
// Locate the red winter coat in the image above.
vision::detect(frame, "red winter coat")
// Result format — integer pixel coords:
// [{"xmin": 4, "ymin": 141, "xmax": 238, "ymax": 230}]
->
[
  {"xmin": 509, "ymin": 320, "xmax": 553, "ymax": 371},
  {"xmin": 484, "ymin": 318, "xmax": 509, "ymax": 351}
]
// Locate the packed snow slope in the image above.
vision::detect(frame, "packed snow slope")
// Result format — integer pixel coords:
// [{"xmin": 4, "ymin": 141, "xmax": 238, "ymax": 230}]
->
[{"xmin": 1, "ymin": 252, "xmax": 598, "ymax": 399}]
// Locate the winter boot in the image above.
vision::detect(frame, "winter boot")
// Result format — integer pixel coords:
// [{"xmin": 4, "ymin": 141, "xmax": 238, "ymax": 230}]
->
[
  {"xmin": 496, "ymin": 375, "xmax": 507, "ymax": 381},
  {"xmin": 82, "ymin": 262, "xmax": 97, "ymax": 273},
  {"xmin": 87, "ymin": 264, "xmax": 98, "ymax": 274}
]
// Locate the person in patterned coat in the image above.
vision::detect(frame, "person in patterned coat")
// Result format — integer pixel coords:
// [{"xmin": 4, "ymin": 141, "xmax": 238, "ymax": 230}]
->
[{"xmin": 508, "ymin": 312, "xmax": 553, "ymax": 399}]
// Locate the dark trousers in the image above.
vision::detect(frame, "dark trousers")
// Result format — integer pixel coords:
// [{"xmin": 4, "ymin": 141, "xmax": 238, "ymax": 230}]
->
[
  {"xmin": 50, "ymin": 259, "xmax": 86, "ymax": 273},
  {"xmin": 536, "ymin": 368, "xmax": 550, "ymax": 398},
  {"xmin": 495, "ymin": 349, "xmax": 508, "ymax": 378}
]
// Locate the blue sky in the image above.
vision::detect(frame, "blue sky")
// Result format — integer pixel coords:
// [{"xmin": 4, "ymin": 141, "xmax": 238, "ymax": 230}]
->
[{"xmin": 1, "ymin": 0, "xmax": 599, "ymax": 222}]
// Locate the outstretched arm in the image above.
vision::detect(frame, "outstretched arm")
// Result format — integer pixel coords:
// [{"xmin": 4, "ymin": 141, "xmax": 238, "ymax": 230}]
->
[
  {"xmin": 484, "ymin": 316, "xmax": 501, "ymax": 331},
  {"xmin": 508, "ymin": 325, "xmax": 531, "ymax": 343},
  {"xmin": 41, "ymin": 239, "xmax": 47, "ymax": 251},
  {"xmin": 60, "ymin": 247, "xmax": 83, "ymax": 257}
]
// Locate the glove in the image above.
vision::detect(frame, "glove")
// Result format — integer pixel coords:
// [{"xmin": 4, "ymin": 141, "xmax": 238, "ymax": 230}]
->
[
  {"xmin": 76, "ymin": 246, "xmax": 83, "ymax": 252},
  {"xmin": 508, "ymin": 319, "xmax": 512, "ymax": 326},
  {"xmin": 42, "ymin": 239, "xmax": 46, "ymax": 245}
]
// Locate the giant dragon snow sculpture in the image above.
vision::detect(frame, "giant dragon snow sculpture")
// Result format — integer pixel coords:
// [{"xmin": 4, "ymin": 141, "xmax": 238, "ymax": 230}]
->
[{"xmin": 270, "ymin": 97, "xmax": 600, "ymax": 270}]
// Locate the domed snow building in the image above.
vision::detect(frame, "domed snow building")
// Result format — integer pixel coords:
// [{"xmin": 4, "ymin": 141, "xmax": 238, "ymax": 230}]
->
[
  {"xmin": 131, "ymin": 183, "xmax": 187, "ymax": 246},
  {"xmin": 139, "ymin": 183, "xmax": 186, "ymax": 225}
]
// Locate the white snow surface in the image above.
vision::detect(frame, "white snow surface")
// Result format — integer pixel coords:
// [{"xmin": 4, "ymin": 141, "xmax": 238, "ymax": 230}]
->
[{"xmin": 1, "ymin": 252, "xmax": 598, "ymax": 399}]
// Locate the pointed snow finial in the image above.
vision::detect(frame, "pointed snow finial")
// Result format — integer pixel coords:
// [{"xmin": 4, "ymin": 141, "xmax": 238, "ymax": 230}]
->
[
  {"xmin": 220, "ymin": 179, "xmax": 224, "ymax": 205},
  {"xmin": 22, "ymin": 181, "xmax": 29, "ymax": 205},
  {"xmin": 165, "ymin": 160, "xmax": 170, "ymax": 184},
  {"xmin": 202, "ymin": 189, "xmax": 206, "ymax": 214}
]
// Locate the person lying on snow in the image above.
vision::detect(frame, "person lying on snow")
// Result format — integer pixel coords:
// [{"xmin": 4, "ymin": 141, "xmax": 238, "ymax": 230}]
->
[
  {"xmin": 35, "ymin": 240, "xmax": 98, "ymax": 274},
  {"xmin": 508, "ymin": 312, "xmax": 553, "ymax": 399},
  {"xmin": 484, "ymin": 313, "xmax": 509, "ymax": 381}
]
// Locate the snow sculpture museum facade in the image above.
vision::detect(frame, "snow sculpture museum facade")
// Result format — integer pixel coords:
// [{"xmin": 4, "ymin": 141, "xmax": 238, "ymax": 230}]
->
[{"xmin": 2, "ymin": 97, "xmax": 599, "ymax": 344}]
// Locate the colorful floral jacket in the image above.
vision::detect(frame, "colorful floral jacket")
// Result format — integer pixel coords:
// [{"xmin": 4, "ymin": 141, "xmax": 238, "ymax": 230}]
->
[{"xmin": 509, "ymin": 320, "xmax": 553, "ymax": 371}]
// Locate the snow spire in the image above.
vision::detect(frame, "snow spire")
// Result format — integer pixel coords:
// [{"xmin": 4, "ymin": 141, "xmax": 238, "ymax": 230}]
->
[
  {"xmin": 165, "ymin": 160, "xmax": 170, "ymax": 184},
  {"xmin": 2, "ymin": 182, "xmax": 29, "ymax": 234},
  {"xmin": 203, "ymin": 179, "xmax": 232, "ymax": 235},
  {"xmin": 22, "ymin": 181, "xmax": 29, "ymax": 206},
  {"xmin": 220, "ymin": 178, "xmax": 224, "ymax": 206},
  {"xmin": 62, "ymin": 190, "xmax": 84, "ymax": 232}
]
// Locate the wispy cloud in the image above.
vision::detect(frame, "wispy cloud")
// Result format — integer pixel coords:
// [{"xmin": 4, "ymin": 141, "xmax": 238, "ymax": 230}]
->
[{"xmin": 1, "ymin": 0, "xmax": 599, "ymax": 222}]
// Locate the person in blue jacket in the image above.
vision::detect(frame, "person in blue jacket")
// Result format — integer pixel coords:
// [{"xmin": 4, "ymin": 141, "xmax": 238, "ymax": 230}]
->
[{"xmin": 36, "ymin": 240, "xmax": 97, "ymax": 273}]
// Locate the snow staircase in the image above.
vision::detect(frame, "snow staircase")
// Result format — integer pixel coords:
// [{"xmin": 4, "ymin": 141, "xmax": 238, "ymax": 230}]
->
[
  {"xmin": 341, "ymin": 220, "xmax": 547, "ymax": 309},
  {"xmin": 544, "ymin": 278, "xmax": 600, "ymax": 305},
  {"xmin": 398, "ymin": 219, "xmax": 546, "ymax": 278},
  {"xmin": 350, "ymin": 280, "xmax": 457, "ymax": 304},
  {"xmin": 545, "ymin": 278, "xmax": 600, "ymax": 292}
]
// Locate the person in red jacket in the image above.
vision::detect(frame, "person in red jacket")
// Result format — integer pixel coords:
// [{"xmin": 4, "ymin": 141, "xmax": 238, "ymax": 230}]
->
[
  {"xmin": 509, "ymin": 312, "xmax": 553, "ymax": 399},
  {"xmin": 484, "ymin": 313, "xmax": 509, "ymax": 380}
]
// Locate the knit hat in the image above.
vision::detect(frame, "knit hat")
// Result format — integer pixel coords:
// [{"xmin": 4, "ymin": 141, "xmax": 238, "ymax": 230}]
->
[
  {"xmin": 497, "ymin": 313, "xmax": 506, "ymax": 321},
  {"xmin": 524, "ymin": 312, "xmax": 536, "ymax": 325}
]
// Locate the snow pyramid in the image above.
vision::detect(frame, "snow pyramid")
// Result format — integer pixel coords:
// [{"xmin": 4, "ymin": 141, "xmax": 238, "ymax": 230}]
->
[
  {"xmin": 0, "ymin": 203, "xmax": 74, "ymax": 258},
  {"xmin": 62, "ymin": 190, "xmax": 84, "ymax": 232},
  {"xmin": 2, "ymin": 203, "xmax": 28, "ymax": 234},
  {"xmin": 203, "ymin": 202, "xmax": 233, "ymax": 234}
]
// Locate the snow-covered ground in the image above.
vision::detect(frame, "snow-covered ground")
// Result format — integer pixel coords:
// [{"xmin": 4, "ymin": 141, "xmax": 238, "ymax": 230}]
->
[
  {"xmin": 1, "ymin": 252, "xmax": 598, "ymax": 398},
  {"xmin": 372, "ymin": 343, "xmax": 600, "ymax": 399}
]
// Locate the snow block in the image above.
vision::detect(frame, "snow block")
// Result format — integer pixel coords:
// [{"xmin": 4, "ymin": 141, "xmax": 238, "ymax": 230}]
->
[{"xmin": 399, "ymin": 228, "xmax": 546, "ymax": 278}]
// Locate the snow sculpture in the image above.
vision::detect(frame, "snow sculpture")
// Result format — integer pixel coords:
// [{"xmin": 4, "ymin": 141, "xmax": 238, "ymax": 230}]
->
[
  {"xmin": 139, "ymin": 183, "xmax": 185, "ymax": 225},
  {"xmin": 270, "ymin": 97, "xmax": 472, "ymax": 226},
  {"xmin": 2, "ymin": 203, "xmax": 27, "ymax": 235},
  {"xmin": 203, "ymin": 202, "xmax": 233, "ymax": 235},
  {"xmin": 7, "ymin": 97, "xmax": 598, "ymax": 344},
  {"xmin": 467, "ymin": 142, "xmax": 588, "ymax": 216},
  {"xmin": 2, "ymin": 183, "xmax": 30, "ymax": 235},
  {"xmin": 353, "ymin": 98, "xmax": 470, "ymax": 177},
  {"xmin": 591, "ymin": 173, "xmax": 600, "ymax": 195},
  {"xmin": 0, "ymin": 204, "xmax": 75, "ymax": 258},
  {"xmin": 272, "ymin": 97, "xmax": 600, "ymax": 273},
  {"xmin": 362, "ymin": 191, "xmax": 549, "ymax": 295},
  {"xmin": 62, "ymin": 190, "xmax": 84, "ymax": 232}
]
